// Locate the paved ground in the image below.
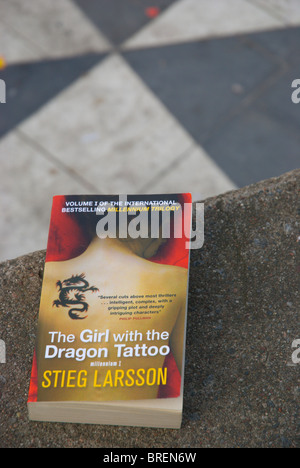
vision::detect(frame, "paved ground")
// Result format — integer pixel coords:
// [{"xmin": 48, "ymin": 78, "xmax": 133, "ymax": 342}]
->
[{"xmin": 0, "ymin": 0, "xmax": 300, "ymax": 261}]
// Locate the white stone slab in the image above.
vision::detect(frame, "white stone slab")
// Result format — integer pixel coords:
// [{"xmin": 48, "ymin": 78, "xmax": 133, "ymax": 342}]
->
[
  {"xmin": 0, "ymin": 130, "xmax": 93, "ymax": 262},
  {"xmin": 20, "ymin": 54, "xmax": 203, "ymax": 194},
  {"xmin": 0, "ymin": 0, "xmax": 111, "ymax": 63},
  {"xmin": 0, "ymin": 20, "xmax": 42, "ymax": 65},
  {"xmin": 250, "ymin": 0, "xmax": 300, "ymax": 25},
  {"xmin": 143, "ymin": 144, "xmax": 237, "ymax": 200},
  {"xmin": 123, "ymin": 0, "xmax": 284, "ymax": 50}
]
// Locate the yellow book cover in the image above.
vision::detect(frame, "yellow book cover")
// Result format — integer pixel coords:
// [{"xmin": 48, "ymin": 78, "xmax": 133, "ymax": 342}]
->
[{"xmin": 28, "ymin": 194, "xmax": 192, "ymax": 427}]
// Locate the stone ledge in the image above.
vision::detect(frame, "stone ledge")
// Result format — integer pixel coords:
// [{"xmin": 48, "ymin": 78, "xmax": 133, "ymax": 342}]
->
[{"xmin": 0, "ymin": 169, "xmax": 299, "ymax": 448}]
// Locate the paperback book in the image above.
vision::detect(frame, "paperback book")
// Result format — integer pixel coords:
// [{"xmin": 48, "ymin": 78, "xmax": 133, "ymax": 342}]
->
[{"xmin": 28, "ymin": 193, "xmax": 192, "ymax": 428}]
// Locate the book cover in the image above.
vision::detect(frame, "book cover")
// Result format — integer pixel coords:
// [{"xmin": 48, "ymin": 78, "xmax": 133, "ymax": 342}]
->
[{"xmin": 28, "ymin": 193, "xmax": 192, "ymax": 427}]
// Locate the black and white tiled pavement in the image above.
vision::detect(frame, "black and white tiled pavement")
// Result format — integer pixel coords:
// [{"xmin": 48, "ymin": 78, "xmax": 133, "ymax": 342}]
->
[{"xmin": 0, "ymin": 0, "xmax": 300, "ymax": 260}]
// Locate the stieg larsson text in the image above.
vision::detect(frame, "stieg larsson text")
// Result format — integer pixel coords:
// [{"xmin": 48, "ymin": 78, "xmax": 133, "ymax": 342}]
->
[{"xmin": 41, "ymin": 367, "xmax": 167, "ymax": 389}]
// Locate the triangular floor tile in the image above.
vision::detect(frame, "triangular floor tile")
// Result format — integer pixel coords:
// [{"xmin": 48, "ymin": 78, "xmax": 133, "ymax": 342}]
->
[
  {"xmin": 72, "ymin": 0, "xmax": 178, "ymax": 45},
  {"xmin": 0, "ymin": 53, "xmax": 107, "ymax": 138}
]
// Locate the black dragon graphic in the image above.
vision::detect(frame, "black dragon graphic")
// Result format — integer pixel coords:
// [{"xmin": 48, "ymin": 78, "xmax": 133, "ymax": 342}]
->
[{"xmin": 52, "ymin": 273, "xmax": 99, "ymax": 320}]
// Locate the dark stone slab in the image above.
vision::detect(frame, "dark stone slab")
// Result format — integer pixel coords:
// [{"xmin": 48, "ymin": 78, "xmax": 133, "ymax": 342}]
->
[
  {"xmin": 72, "ymin": 0, "xmax": 178, "ymax": 45},
  {"xmin": 124, "ymin": 27, "xmax": 300, "ymax": 188},
  {"xmin": 0, "ymin": 169, "xmax": 299, "ymax": 448},
  {"xmin": 0, "ymin": 53, "xmax": 107, "ymax": 138},
  {"xmin": 243, "ymin": 26, "xmax": 300, "ymax": 63},
  {"xmin": 123, "ymin": 35, "xmax": 275, "ymax": 144},
  {"xmin": 205, "ymin": 107, "xmax": 300, "ymax": 187}
]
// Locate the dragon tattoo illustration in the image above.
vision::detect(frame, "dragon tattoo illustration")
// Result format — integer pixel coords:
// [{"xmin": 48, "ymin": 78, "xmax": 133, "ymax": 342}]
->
[{"xmin": 53, "ymin": 273, "xmax": 99, "ymax": 320}]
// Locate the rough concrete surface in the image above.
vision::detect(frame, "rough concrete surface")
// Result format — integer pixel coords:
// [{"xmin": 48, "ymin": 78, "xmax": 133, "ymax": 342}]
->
[{"xmin": 0, "ymin": 169, "xmax": 299, "ymax": 448}]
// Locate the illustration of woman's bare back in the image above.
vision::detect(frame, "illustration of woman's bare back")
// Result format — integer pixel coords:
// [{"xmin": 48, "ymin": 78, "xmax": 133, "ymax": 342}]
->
[{"xmin": 36, "ymin": 236, "xmax": 188, "ymax": 402}]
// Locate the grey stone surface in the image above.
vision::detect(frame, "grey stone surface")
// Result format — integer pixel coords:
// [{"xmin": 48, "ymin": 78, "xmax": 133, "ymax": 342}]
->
[
  {"xmin": 0, "ymin": 169, "xmax": 299, "ymax": 448},
  {"xmin": 124, "ymin": 26, "xmax": 300, "ymax": 188}
]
